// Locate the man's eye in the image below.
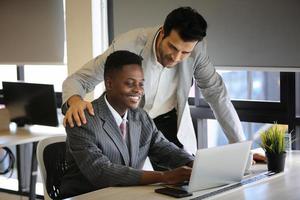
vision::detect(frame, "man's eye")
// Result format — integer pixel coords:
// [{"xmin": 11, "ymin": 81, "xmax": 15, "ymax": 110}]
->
[
  {"xmin": 126, "ymin": 82, "xmax": 134, "ymax": 87},
  {"xmin": 170, "ymin": 45, "xmax": 176, "ymax": 51}
]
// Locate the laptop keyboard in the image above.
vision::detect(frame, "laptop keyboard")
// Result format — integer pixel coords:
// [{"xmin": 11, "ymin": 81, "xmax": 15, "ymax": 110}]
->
[{"xmin": 190, "ymin": 171, "xmax": 276, "ymax": 200}]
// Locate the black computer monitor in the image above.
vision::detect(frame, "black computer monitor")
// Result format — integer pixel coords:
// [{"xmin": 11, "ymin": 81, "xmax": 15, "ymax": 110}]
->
[{"xmin": 2, "ymin": 81, "xmax": 58, "ymax": 127}]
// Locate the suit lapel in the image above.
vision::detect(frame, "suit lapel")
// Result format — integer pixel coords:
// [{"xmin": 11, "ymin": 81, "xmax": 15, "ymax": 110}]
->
[
  {"xmin": 128, "ymin": 110, "xmax": 141, "ymax": 168},
  {"xmin": 96, "ymin": 95, "xmax": 130, "ymax": 166}
]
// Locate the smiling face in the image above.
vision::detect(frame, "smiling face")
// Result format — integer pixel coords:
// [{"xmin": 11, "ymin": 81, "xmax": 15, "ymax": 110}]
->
[
  {"xmin": 105, "ymin": 64, "xmax": 144, "ymax": 116},
  {"xmin": 156, "ymin": 29, "xmax": 198, "ymax": 67}
]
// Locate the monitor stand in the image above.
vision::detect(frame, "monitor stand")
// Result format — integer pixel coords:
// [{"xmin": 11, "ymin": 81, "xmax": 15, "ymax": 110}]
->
[{"xmin": 13, "ymin": 117, "xmax": 30, "ymax": 128}]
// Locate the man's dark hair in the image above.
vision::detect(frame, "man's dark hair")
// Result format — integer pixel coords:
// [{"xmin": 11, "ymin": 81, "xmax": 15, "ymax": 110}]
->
[
  {"xmin": 104, "ymin": 50, "xmax": 143, "ymax": 79},
  {"xmin": 163, "ymin": 7, "xmax": 207, "ymax": 42}
]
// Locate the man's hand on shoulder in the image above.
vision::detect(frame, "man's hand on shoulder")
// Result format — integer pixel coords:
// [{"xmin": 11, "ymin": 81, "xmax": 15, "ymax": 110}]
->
[{"xmin": 63, "ymin": 95, "xmax": 94, "ymax": 128}]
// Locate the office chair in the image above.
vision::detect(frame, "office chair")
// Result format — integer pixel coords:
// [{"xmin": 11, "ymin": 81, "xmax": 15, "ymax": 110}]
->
[{"xmin": 37, "ymin": 135, "xmax": 67, "ymax": 200}]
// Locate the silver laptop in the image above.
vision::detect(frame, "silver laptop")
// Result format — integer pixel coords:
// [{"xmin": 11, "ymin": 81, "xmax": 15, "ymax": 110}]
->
[{"xmin": 174, "ymin": 141, "xmax": 252, "ymax": 193}]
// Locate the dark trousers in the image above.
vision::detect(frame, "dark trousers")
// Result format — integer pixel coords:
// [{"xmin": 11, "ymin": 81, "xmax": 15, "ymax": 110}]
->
[{"xmin": 152, "ymin": 108, "xmax": 183, "ymax": 170}]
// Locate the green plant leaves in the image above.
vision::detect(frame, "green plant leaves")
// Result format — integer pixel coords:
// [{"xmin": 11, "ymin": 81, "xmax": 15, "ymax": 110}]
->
[{"xmin": 260, "ymin": 124, "xmax": 286, "ymax": 154}]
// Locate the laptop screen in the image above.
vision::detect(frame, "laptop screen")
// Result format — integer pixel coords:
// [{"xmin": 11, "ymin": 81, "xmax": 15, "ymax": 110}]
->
[{"xmin": 188, "ymin": 141, "xmax": 252, "ymax": 192}]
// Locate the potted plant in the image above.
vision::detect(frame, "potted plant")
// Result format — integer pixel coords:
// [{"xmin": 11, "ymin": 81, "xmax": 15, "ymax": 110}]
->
[{"xmin": 260, "ymin": 124, "xmax": 287, "ymax": 173}]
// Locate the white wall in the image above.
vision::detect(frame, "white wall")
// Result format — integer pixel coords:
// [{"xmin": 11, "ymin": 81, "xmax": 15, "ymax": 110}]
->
[
  {"xmin": 65, "ymin": 0, "xmax": 94, "ymax": 100},
  {"xmin": 65, "ymin": 0, "xmax": 93, "ymax": 75},
  {"xmin": 112, "ymin": 0, "xmax": 300, "ymax": 70}
]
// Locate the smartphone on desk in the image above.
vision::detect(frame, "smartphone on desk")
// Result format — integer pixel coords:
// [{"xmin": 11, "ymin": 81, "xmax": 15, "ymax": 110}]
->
[{"xmin": 155, "ymin": 187, "xmax": 192, "ymax": 198}]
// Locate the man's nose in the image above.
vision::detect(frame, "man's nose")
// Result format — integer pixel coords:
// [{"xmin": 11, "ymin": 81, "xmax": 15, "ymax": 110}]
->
[
  {"xmin": 133, "ymin": 85, "xmax": 144, "ymax": 94},
  {"xmin": 172, "ymin": 52, "xmax": 182, "ymax": 62}
]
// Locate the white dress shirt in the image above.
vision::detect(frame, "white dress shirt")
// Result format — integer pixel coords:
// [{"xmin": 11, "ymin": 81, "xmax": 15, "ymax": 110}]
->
[
  {"xmin": 104, "ymin": 95, "xmax": 130, "ymax": 147},
  {"xmin": 143, "ymin": 30, "xmax": 178, "ymax": 119}
]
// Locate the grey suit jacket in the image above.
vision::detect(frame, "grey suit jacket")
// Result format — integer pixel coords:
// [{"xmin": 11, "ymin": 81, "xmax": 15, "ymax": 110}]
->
[
  {"xmin": 62, "ymin": 26, "xmax": 245, "ymax": 149},
  {"xmin": 60, "ymin": 94, "xmax": 194, "ymax": 198}
]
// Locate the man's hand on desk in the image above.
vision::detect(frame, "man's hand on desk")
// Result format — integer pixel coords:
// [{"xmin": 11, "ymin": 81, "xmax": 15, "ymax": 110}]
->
[
  {"xmin": 140, "ymin": 166, "xmax": 192, "ymax": 185},
  {"xmin": 162, "ymin": 166, "xmax": 192, "ymax": 185},
  {"xmin": 253, "ymin": 153, "xmax": 267, "ymax": 163}
]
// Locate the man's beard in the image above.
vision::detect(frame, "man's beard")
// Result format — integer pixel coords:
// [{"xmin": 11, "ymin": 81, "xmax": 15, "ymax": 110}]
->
[{"xmin": 158, "ymin": 43, "xmax": 174, "ymax": 67}]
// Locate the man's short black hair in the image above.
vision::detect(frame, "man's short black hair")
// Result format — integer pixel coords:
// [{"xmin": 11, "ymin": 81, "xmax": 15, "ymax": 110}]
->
[
  {"xmin": 104, "ymin": 50, "xmax": 143, "ymax": 79},
  {"xmin": 163, "ymin": 7, "xmax": 207, "ymax": 42}
]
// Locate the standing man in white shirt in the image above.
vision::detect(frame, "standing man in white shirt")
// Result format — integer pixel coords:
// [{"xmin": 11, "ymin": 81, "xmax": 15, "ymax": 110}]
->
[{"xmin": 62, "ymin": 7, "xmax": 247, "ymax": 159}]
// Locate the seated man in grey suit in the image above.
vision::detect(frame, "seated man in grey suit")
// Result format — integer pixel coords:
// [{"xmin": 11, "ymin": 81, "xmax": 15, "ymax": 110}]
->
[{"xmin": 60, "ymin": 50, "xmax": 194, "ymax": 198}]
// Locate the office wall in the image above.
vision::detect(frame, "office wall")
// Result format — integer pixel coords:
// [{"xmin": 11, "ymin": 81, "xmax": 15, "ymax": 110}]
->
[
  {"xmin": 66, "ymin": 0, "xmax": 93, "ymax": 75},
  {"xmin": 65, "ymin": 0, "xmax": 94, "ymax": 100},
  {"xmin": 112, "ymin": 0, "xmax": 300, "ymax": 69},
  {"xmin": 112, "ymin": 0, "xmax": 197, "ymax": 36}
]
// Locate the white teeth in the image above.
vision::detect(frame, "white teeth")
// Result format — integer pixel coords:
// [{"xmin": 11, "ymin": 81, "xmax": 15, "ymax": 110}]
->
[{"xmin": 129, "ymin": 96, "xmax": 140, "ymax": 101}]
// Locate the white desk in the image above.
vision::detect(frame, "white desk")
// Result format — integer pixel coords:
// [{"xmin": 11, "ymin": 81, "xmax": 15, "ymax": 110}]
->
[
  {"xmin": 0, "ymin": 124, "xmax": 65, "ymax": 200},
  {"xmin": 67, "ymin": 151, "xmax": 300, "ymax": 200},
  {"xmin": 0, "ymin": 124, "xmax": 65, "ymax": 147}
]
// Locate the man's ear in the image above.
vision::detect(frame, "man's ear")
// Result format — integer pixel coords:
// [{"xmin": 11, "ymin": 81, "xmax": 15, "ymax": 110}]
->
[
  {"xmin": 105, "ymin": 77, "xmax": 113, "ymax": 91},
  {"xmin": 160, "ymin": 27, "xmax": 165, "ymax": 37}
]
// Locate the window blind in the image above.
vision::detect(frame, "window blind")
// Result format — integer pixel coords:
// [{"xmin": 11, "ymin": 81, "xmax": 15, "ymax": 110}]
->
[
  {"xmin": 0, "ymin": 0, "xmax": 65, "ymax": 65},
  {"xmin": 112, "ymin": 0, "xmax": 300, "ymax": 70}
]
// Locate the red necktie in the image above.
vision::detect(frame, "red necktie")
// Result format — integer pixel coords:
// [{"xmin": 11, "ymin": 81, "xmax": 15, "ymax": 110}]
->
[{"xmin": 119, "ymin": 119, "xmax": 127, "ymax": 140}]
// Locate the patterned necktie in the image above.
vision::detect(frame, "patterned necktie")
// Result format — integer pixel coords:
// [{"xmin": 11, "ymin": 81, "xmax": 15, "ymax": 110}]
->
[{"xmin": 119, "ymin": 119, "xmax": 127, "ymax": 140}]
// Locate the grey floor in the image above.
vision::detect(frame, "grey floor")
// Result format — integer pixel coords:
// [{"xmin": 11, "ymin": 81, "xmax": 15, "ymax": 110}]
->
[
  {"xmin": 0, "ymin": 192, "xmax": 29, "ymax": 200},
  {"xmin": 0, "ymin": 192, "xmax": 43, "ymax": 200}
]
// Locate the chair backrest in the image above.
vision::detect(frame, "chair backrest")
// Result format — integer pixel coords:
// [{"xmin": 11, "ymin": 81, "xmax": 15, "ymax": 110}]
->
[{"xmin": 37, "ymin": 135, "xmax": 67, "ymax": 200}]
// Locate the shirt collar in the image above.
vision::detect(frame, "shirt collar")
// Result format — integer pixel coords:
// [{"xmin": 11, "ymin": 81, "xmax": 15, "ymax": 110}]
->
[
  {"xmin": 152, "ymin": 28, "xmax": 164, "ymax": 68},
  {"xmin": 104, "ymin": 95, "xmax": 128, "ymax": 126}
]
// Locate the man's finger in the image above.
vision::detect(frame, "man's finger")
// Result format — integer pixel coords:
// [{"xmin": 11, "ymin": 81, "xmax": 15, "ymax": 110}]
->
[
  {"xmin": 78, "ymin": 109, "xmax": 87, "ymax": 124},
  {"xmin": 86, "ymin": 103, "xmax": 95, "ymax": 116},
  {"xmin": 73, "ymin": 112, "xmax": 82, "ymax": 127},
  {"xmin": 66, "ymin": 115, "xmax": 74, "ymax": 128}
]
